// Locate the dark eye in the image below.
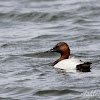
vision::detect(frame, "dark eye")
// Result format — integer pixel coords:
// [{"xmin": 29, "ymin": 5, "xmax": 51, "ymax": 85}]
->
[{"xmin": 56, "ymin": 46, "xmax": 59, "ymax": 48}]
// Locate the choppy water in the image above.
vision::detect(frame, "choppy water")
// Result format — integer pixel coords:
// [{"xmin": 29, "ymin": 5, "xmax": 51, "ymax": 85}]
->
[{"xmin": 0, "ymin": 0, "xmax": 100, "ymax": 100}]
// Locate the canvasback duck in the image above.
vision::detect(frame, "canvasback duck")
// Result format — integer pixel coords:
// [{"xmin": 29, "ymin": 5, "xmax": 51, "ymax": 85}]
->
[{"xmin": 49, "ymin": 42, "xmax": 92, "ymax": 72}]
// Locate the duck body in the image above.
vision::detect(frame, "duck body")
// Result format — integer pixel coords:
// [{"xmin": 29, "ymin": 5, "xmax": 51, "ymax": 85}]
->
[
  {"xmin": 49, "ymin": 42, "xmax": 92, "ymax": 72},
  {"xmin": 54, "ymin": 57, "xmax": 84, "ymax": 72}
]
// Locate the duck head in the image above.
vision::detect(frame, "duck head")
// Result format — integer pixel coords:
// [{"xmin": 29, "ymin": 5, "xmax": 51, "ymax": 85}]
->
[{"xmin": 50, "ymin": 42, "xmax": 70, "ymax": 65}]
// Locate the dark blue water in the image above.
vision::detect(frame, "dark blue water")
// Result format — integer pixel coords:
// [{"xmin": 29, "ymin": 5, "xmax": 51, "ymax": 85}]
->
[{"xmin": 0, "ymin": 0, "xmax": 100, "ymax": 100}]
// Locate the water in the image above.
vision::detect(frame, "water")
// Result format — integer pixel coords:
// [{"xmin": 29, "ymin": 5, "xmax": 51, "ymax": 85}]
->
[{"xmin": 0, "ymin": 0, "xmax": 100, "ymax": 99}]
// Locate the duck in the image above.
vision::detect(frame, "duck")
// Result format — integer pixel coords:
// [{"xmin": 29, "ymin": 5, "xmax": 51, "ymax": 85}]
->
[{"xmin": 49, "ymin": 42, "xmax": 92, "ymax": 72}]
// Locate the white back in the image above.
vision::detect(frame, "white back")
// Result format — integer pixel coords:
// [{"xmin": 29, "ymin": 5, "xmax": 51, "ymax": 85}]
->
[{"xmin": 54, "ymin": 57, "xmax": 84, "ymax": 72}]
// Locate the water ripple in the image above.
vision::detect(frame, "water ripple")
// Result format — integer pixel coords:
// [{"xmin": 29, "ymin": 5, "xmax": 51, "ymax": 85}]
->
[{"xmin": 0, "ymin": 0, "xmax": 100, "ymax": 100}]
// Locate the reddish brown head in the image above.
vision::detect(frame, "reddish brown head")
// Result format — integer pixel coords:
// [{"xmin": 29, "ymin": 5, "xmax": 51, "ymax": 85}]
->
[{"xmin": 50, "ymin": 42, "xmax": 70, "ymax": 65}]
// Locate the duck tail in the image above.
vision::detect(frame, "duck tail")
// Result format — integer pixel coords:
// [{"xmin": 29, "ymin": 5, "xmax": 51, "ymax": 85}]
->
[{"xmin": 76, "ymin": 62, "xmax": 92, "ymax": 72}]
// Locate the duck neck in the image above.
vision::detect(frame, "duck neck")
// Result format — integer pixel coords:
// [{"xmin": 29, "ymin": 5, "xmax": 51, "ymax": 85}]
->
[
  {"xmin": 53, "ymin": 51, "xmax": 70, "ymax": 66},
  {"xmin": 58, "ymin": 52, "xmax": 70, "ymax": 61},
  {"xmin": 52, "ymin": 47, "xmax": 70, "ymax": 66}
]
